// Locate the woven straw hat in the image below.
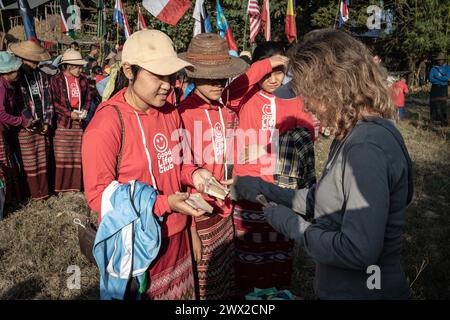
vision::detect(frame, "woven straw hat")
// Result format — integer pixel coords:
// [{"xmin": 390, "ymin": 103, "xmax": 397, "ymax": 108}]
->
[
  {"xmin": 434, "ymin": 52, "xmax": 447, "ymax": 61},
  {"xmin": 179, "ymin": 33, "xmax": 248, "ymax": 79},
  {"xmin": 60, "ymin": 49, "xmax": 87, "ymax": 66},
  {"xmin": 9, "ymin": 40, "xmax": 50, "ymax": 62}
]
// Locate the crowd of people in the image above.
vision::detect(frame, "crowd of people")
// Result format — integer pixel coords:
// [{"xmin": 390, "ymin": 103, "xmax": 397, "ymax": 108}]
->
[{"xmin": 0, "ymin": 27, "xmax": 447, "ymax": 300}]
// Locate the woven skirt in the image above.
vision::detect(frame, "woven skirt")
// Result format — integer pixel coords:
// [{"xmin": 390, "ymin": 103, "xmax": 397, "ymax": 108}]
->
[
  {"xmin": 53, "ymin": 126, "xmax": 83, "ymax": 192},
  {"xmin": 194, "ymin": 213, "xmax": 235, "ymax": 300},
  {"xmin": 146, "ymin": 229, "xmax": 195, "ymax": 300},
  {"xmin": 17, "ymin": 129, "xmax": 49, "ymax": 200},
  {"xmin": 233, "ymin": 202, "xmax": 294, "ymax": 298},
  {"xmin": 0, "ymin": 132, "xmax": 21, "ymax": 203}
]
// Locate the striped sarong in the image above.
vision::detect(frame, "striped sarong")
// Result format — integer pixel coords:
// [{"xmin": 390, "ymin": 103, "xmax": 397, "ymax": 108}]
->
[
  {"xmin": 53, "ymin": 125, "xmax": 83, "ymax": 192},
  {"xmin": 17, "ymin": 129, "xmax": 49, "ymax": 200},
  {"xmin": 0, "ymin": 132, "xmax": 20, "ymax": 203},
  {"xmin": 233, "ymin": 201, "xmax": 294, "ymax": 298},
  {"xmin": 194, "ymin": 214, "xmax": 235, "ymax": 300},
  {"xmin": 146, "ymin": 229, "xmax": 195, "ymax": 300}
]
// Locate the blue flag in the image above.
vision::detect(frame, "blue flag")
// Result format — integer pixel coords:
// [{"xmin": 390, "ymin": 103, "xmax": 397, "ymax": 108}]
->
[{"xmin": 16, "ymin": 0, "xmax": 37, "ymax": 41}]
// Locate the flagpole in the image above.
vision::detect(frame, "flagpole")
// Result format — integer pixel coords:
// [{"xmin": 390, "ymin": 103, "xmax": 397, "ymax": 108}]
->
[
  {"xmin": 243, "ymin": 11, "xmax": 248, "ymax": 52},
  {"xmin": 116, "ymin": 22, "xmax": 119, "ymax": 47},
  {"xmin": 0, "ymin": 9, "xmax": 5, "ymax": 34},
  {"xmin": 334, "ymin": 0, "xmax": 340, "ymax": 29}
]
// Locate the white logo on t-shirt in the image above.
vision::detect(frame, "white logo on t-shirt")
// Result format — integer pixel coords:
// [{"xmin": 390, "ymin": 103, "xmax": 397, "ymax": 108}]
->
[
  {"xmin": 262, "ymin": 103, "xmax": 275, "ymax": 130},
  {"xmin": 154, "ymin": 133, "xmax": 173, "ymax": 173}
]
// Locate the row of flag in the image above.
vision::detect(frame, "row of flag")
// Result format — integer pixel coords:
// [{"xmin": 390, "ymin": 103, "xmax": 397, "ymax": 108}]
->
[{"xmin": 18, "ymin": 0, "xmax": 350, "ymax": 53}]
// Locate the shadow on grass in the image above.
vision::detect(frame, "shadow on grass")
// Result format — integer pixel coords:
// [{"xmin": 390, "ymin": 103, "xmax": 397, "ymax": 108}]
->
[{"xmin": 0, "ymin": 278, "xmax": 44, "ymax": 299}]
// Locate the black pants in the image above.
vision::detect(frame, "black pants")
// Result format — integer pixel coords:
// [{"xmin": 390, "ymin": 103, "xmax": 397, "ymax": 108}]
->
[
  {"xmin": 429, "ymin": 85, "xmax": 449, "ymax": 123},
  {"xmin": 430, "ymin": 99, "xmax": 448, "ymax": 122}
]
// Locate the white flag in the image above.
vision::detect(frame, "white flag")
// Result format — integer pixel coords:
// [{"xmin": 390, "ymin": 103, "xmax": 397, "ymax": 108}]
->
[{"xmin": 193, "ymin": 0, "xmax": 205, "ymax": 36}]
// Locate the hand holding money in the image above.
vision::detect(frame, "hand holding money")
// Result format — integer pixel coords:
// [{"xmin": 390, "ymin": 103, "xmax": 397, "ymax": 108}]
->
[
  {"xmin": 168, "ymin": 192, "xmax": 206, "ymax": 217},
  {"xmin": 176, "ymin": 192, "xmax": 214, "ymax": 214}
]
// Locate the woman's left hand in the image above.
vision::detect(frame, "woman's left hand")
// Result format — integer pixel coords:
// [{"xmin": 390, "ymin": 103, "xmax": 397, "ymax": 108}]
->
[
  {"xmin": 264, "ymin": 205, "xmax": 311, "ymax": 244},
  {"xmin": 190, "ymin": 228, "xmax": 203, "ymax": 263},
  {"xmin": 192, "ymin": 168, "xmax": 213, "ymax": 193}
]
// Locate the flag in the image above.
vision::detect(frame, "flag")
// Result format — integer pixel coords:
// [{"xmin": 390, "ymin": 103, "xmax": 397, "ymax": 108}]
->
[
  {"xmin": 114, "ymin": 0, "xmax": 131, "ymax": 39},
  {"xmin": 137, "ymin": 5, "xmax": 147, "ymax": 31},
  {"xmin": 261, "ymin": 0, "xmax": 271, "ymax": 41},
  {"xmin": 247, "ymin": 0, "xmax": 260, "ymax": 44},
  {"xmin": 17, "ymin": 0, "xmax": 37, "ymax": 41},
  {"xmin": 216, "ymin": 0, "xmax": 238, "ymax": 56},
  {"xmin": 193, "ymin": 0, "xmax": 212, "ymax": 36},
  {"xmin": 96, "ymin": 0, "xmax": 106, "ymax": 38},
  {"xmin": 285, "ymin": 0, "xmax": 296, "ymax": 43},
  {"xmin": 60, "ymin": 0, "xmax": 81, "ymax": 39},
  {"xmin": 143, "ymin": 0, "xmax": 192, "ymax": 26},
  {"xmin": 338, "ymin": 0, "xmax": 349, "ymax": 28}
]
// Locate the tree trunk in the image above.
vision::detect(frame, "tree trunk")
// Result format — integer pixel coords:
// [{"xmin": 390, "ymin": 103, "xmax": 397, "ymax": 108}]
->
[{"xmin": 407, "ymin": 56, "xmax": 417, "ymax": 88}]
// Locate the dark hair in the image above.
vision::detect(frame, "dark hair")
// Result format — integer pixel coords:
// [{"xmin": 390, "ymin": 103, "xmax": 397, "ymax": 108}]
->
[
  {"xmin": 90, "ymin": 44, "xmax": 99, "ymax": 51},
  {"xmin": 92, "ymin": 66, "xmax": 103, "ymax": 75},
  {"xmin": 252, "ymin": 41, "xmax": 285, "ymax": 64},
  {"xmin": 239, "ymin": 55, "xmax": 251, "ymax": 65},
  {"xmin": 70, "ymin": 41, "xmax": 79, "ymax": 48},
  {"xmin": 111, "ymin": 65, "xmax": 142, "ymax": 97}
]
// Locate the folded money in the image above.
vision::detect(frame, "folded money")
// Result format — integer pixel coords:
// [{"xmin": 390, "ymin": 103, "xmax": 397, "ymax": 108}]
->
[
  {"xmin": 177, "ymin": 192, "xmax": 214, "ymax": 214},
  {"xmin": 204, "ymin": 177, "xmax": 229, "ymax": 200}
]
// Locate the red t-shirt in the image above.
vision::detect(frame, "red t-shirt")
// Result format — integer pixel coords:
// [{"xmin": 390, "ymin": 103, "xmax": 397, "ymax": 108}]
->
[
  {"xmin": 64, "ymin": 74, "xmax": 80, "ymax": 109},
  {"xmin": 222, "ymin": 58, "xmax": 315, "ymax": 183},
  {"xmin": 82, "ymin": 88, "xmax": 198, "ymax": 237},
  {"xmin": 390, "ymin": 80, "xmax": 409, "ymax": 107},
  {"xmin": 178, "ymin": 93, "xmax": 233, "ymax": 218}
]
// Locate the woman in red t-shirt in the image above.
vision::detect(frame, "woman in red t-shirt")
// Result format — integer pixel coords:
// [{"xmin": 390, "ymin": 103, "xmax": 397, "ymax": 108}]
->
[{"xmin": 82, "ymin": 30, "xmax": 215, "ymax": 300}]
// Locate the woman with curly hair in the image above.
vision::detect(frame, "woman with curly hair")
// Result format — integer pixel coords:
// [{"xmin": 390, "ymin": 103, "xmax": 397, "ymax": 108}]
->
[{"xmin": 231, "ymin": 29, "xmax": 413, "ymax": 299}]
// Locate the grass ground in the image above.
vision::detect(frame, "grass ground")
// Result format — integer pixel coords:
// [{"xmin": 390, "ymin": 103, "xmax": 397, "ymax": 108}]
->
[{"xmin": 0, "ymin": 91, "xmax": 449, "ymax": 299}]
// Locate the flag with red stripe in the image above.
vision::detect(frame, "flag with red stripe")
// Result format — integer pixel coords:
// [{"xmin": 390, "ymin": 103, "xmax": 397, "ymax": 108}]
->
[
  {"xmin": 143, "ymin": 0, "xmax": 192, "ymax": 26},
  {"xmin": 285, "ymin": 0, "xmax": 296, "ymax": 43},
  {"xmin": 261, "ymin": 0, "xmax": 271, "ymax": 41},
  {"xmin": 137, "ymin": 5, "xmax": 147, "ymax": 31},
  {"xmin": 247, "ymin": 0, "xmax": 260, "ymax": 44}
]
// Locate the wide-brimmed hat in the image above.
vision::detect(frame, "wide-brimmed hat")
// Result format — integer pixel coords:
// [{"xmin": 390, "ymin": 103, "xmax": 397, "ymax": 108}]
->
[
  {"xmin": 60, "ymin": 49, "xmax": 87, "ymax": 66},
  {"xmin": 179, "ymin": 33, "xmax": 248, "ymax": 79},
  {"xmin": 9, "ymin": 40, "xmax": 51, "ymax": 62},
  {"xmin": 121, "ymin": 29, "xmax": 193, "ymax": 76},
  {"xmin": 0, "ymin": 51, "xmax": 22, "ymax": 73},
  {"xmin": 434, "ymin": 52, "xmax": 447, "ymax": 61}
]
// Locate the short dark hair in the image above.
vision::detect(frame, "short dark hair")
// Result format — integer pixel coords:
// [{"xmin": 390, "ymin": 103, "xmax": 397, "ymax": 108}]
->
[
  {"xmin": 252, "ymin": 41, "xmax": 285, "ymax": 64},
  {"xmin": 90, "ymin": 44, "xmax": 99, "ymax": 51},
  {"xmin": 92, "ymin": 66, "xmax": 103, "ymax": 75},
  {"xmin": 70, "ymin": 41, "xmax": 79, "ymax": 48}
]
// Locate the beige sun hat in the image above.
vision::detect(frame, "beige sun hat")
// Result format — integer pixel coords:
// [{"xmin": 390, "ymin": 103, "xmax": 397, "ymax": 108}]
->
[
  {"xmin": 60, "ymin": 49, "xmax": 87, "ymax": 66},
  {"xmin": 9, "ymin": 40, "xmax": 51, "ymax": 62},
  {"xmin": 434, "ymin": 52, "xmax": 447, "ymax": 61},
  {"xmin": 178, "ymin": 33, "xmax": 248, "ymax": 79},
  {"xmin": 121, "ymin": 29, "xmax": 193, "ymax": 76}
]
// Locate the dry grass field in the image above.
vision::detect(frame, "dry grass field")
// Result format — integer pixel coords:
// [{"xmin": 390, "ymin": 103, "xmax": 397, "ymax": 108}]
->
[{"xmin": 0, "ymin": 91, "xmax": 449, "ymax": 299}]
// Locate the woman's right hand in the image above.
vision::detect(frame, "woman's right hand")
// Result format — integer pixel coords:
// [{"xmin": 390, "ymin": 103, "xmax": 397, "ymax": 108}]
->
[
  {"xmin": 168, "ymin": 192, "xmax": 206, "ymax": 217},
  {"xmin": 71, "ymin": 111, "xmax": 79, "ymax": 121}
]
